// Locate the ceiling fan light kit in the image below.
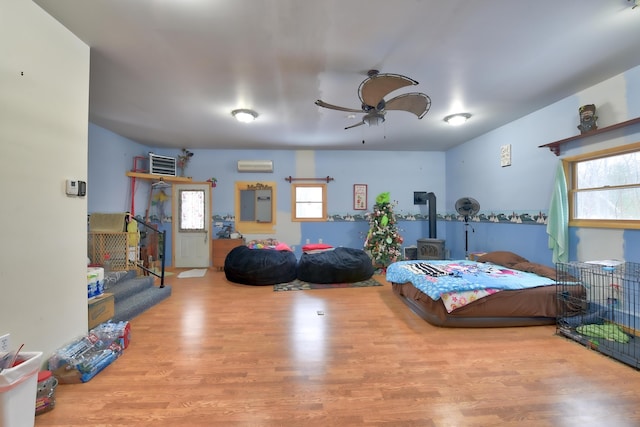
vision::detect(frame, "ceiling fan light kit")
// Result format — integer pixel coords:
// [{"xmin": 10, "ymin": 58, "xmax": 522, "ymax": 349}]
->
[
  {"xmin": 232, "ymin": 109, "xmax": 258, "ymax": 123},
  {"xmin": 444, "ymin": 113, "xmax": 471, "ymax": 126},
  {"xmin": 315, "ymin": 70, "xmax": 431, "ymax": 130}
]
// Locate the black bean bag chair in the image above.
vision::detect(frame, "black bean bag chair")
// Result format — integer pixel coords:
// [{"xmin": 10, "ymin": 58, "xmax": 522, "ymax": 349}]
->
[
  {"xmin": 224, "ymin": 245, "xmax": 297, "ymax": 286},
  {"xmin": 297, "ymin": 247, "xmax": 374, "ymax": 284}
]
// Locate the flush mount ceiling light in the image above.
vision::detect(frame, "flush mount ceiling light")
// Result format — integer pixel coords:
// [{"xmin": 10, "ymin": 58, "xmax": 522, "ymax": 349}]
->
[
  {"xmin": 231, "ymin": 109, "xmax": 258, "ymax": 123},
  {"xmin": 444, "ymin": 113, "xmax": 471, "ymax": 126}
]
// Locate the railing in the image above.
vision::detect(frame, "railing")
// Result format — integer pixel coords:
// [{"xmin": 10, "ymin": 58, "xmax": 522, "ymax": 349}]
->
[{"xmin": 132, "ymin": 216, "xmax": 167, "ymax": 288}]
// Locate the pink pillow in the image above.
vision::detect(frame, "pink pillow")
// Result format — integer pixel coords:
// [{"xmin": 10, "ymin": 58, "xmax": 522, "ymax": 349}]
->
[
  {"xmin": 302, "ymin": 243, "xmax": 333, "ymax": 251},
  {"xmin": 275, "ymin": 242, "xmax": 293, "ymax": 252}
]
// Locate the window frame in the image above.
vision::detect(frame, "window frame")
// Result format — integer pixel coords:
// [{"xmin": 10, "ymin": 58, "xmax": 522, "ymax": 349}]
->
[
  {"xmin": 565, "ymin": 141, "xmax": 640, "ymax": 229},
  {"xmin": 291, "ymin": 183, "xmax": 327, "ymax": 222}
]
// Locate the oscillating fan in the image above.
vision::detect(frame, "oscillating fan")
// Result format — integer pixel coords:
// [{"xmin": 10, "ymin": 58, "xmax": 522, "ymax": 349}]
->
[
  {"xmin": 315, "ymin": 70, "xmax": 431, "ymax": 129},
  {"xmin": 455, "ymin": 197, "xmax": 480, "ymax": 258}
]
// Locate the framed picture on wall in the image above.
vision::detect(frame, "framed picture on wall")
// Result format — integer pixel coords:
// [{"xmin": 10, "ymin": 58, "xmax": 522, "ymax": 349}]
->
[{"xmin": 353, "ymin": 184, "xmax": 367, "ymax": 210}]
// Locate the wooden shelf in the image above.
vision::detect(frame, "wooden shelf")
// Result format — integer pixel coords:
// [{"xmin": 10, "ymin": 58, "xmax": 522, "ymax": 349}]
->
[
  {"xmin": 539, "ymin": 117, "xmax": 640, "ymax": 156},
  {"xmin": 126, "ymin": 171, "xmax": 193, "ymax": 182}
]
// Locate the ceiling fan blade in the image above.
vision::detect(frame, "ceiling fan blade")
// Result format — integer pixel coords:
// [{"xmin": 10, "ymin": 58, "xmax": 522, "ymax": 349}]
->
[
  {"xmin": 358, "ymin": 73, "xmax": 418, "ymax": 108},
  {"xmin": 345, "ymin": 120, "xmax": 365, "ymax": 130},
  {"xmin": 385, "ymin": 93, "xmax": 432, "ymax": 119},
  {"xmin": 315, "ymin": 100, "xmax": 363, "ymax": 113}
]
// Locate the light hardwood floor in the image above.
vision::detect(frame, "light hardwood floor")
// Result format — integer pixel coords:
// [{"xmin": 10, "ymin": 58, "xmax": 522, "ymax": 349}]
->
[{"xmin": 36, "ymin": 270, "xmax": 640, "ymax": 427}]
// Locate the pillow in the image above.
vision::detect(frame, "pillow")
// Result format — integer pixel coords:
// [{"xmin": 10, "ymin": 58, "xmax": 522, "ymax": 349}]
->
[
  {"xmin": 511, "ymin": 261, "xmax": 556, "ymax": 280},
  {"xmin": 476, "ymin": 251, "xmax": 528, "ymax": 268},
  {"xmin": 302, "ymin": 243, "xmax": 333, "ymax": 252},
  {"xmin": 275, "ymin": 242, "xmax": 293, "ymax": 252}
]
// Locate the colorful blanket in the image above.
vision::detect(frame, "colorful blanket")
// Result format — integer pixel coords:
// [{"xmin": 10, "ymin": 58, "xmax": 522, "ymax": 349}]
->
[{"xmin": 386, "ymin": 260, "xmax": 558, "ymax": 302}]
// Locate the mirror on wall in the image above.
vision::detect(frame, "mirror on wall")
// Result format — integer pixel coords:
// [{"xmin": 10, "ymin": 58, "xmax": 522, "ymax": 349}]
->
[{"xmin": 240, "ymin": 184, "xmax": 272, "ymax": 223}]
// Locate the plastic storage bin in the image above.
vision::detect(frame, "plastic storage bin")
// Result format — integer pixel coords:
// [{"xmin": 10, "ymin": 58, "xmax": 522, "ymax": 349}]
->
[{"xmin": 0, "ymin": 351, "xmax": 43, "ymax": 427}]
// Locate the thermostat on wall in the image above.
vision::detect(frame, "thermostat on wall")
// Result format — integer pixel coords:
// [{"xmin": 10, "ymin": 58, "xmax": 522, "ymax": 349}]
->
[{"xmin": 66, "ymin": 179, "xmax": 87, "ymax": 197}]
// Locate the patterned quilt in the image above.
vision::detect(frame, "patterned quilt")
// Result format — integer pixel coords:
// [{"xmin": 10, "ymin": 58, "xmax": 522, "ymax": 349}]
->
[{"xmin": 386, "ymin": 260, "xmax": 558, "ymax": 306}]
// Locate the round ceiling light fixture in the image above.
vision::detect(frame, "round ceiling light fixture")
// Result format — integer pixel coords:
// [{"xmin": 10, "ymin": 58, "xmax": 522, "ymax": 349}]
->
[
  {"xmin": 444, "ymin": 113, "xmax": 471, "ymax": 126},
  {"xmin": 231, "ymin": 109, "xmax": 258, "ymax": 123}
]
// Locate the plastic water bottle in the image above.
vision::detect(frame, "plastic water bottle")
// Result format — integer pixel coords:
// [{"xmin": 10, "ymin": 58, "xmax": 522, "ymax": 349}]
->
[{"xmin": 103, "ymin": 253, "xmax": 111, "ymax": 273}]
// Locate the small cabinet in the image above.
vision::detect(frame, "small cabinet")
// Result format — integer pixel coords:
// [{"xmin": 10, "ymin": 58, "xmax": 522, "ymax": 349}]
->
[{"xmin": 212, "ymin": 238, "xmax": 245, "ymax": 270}]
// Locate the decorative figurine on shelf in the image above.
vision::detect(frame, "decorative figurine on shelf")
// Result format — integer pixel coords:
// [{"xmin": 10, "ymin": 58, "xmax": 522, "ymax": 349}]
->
[
  {"xmin": 177, "ymin": 148, "xmax": 194, "ymax": 176},
  {"xmin": 578, "ymin": 104, "xmax": 598, "ymax": 134},
  {"xmin": 216, "ymin": 224, "xmax": 232, "ymax": 239},
  {"xmin": 207, "ymin": 177, "xmax": 217, "ymax": 187}
]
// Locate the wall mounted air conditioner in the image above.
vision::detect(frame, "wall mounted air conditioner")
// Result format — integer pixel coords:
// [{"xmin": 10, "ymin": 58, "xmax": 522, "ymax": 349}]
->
[
  {"xmin": 237, "ymin": 160, "xmax": 273, "ymax": 173},
  {"xmin": 149, "ymin": 153, "xmax": 177, "ymax": 176}
]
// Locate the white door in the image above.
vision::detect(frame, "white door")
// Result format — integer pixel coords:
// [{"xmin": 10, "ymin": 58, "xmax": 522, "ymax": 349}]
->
[{"xmin": 173, "ymin": 183, "xmax": 211, "ymax": 268}]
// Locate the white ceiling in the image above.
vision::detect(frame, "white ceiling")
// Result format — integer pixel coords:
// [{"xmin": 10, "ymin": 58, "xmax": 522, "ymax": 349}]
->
[{"xmin": 34, "ymin": 0, "xmax": 640, "ymax": 152}]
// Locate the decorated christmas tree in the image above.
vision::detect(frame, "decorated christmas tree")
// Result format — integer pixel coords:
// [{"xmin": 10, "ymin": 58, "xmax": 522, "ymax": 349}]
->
[{"xmin": 364, "ymin": 192, "xmax": 403, "ymax": 268}]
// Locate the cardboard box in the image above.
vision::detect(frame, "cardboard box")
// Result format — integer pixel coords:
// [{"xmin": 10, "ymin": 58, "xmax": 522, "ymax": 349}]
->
[{"xmin": 88, "ymin": 293, "xmax": 114, "ymax": 329}]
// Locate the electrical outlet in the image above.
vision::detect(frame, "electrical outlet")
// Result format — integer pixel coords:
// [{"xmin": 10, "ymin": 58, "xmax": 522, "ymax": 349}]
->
[{"xmin": 0, "ymin": 334, "xmax": 10, "ymax": 353}]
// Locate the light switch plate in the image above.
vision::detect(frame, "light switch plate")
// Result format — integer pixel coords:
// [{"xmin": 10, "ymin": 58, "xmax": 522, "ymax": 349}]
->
[{"xmin": 0, "ymin": 334, "xmax": 10, "ymax": 353}]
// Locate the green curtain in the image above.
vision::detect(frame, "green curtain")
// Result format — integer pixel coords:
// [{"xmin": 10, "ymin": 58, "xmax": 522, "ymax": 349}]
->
[{"xmin": 546, "ymin": 161, "xmax": 569, "ymax": 263}]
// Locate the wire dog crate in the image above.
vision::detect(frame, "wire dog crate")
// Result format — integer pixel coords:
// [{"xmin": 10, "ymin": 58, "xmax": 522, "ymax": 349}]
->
[{"xmin": 556, "ymin": 261, "xmax": 640, "ymax": 369}]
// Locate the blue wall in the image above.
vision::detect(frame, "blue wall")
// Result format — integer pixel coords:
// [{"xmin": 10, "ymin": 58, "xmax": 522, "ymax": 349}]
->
[
  {"xmin": 446, "ymin": 64, "xmax": 640, "ymax": 265},
  {"xmin": 89, "ymin": 64, "xmax": 640, "ymax": 266},
  {"xmin": 89, "ymin": 127, "xmax": 448, "ymax": 263}
]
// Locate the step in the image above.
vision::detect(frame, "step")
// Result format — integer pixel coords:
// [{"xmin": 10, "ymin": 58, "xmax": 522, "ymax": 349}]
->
[
  {"xmin": 104, "ymin": 270, "xmax": 136, "ymax": 288},
  {"xmin": 108, "ymin": 276, "xmax": 155, "ymax": 302},
  {"xmin": 112, "ymin": 285, "xmax": 172, "ymax": 322}
]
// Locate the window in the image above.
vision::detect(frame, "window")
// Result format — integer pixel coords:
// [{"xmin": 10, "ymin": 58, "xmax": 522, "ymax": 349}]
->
[
  {"xmin": 178, "ymin": 189, "xmax": 205, "ymax": 231},
  {"xmin": 292, "ymin": 183, "xmax": 327, "ymax": 221},
  {"xmin": 566, "ymin": 142, "xmax": 640, "ymax": 229}
]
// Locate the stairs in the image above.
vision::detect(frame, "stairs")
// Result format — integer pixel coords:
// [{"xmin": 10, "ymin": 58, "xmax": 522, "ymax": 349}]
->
[{"xmin": 103, "ymin": 270, "xmax": 172, "ymax": 322}]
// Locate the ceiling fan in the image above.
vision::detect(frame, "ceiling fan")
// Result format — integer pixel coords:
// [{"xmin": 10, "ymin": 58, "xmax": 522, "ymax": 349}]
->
[{"xmin": 315, "ymin": 70, "xmax": 432, "ymax": 130}]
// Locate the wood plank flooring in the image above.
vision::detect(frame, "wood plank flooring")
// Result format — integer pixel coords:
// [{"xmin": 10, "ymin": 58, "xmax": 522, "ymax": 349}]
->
[{"xmin": 35, "ymin": 270, "xmax": 640, "ymax": 426}]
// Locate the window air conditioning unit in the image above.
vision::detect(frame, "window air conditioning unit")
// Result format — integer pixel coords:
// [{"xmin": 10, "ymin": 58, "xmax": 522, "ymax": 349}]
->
[
  {"xmin": 149, "ymin": 153, "xmax": 177, "ymax": 176},
  {"xmin": 237, "ymin": 160, "xmax": 273, "ymax": 173}
]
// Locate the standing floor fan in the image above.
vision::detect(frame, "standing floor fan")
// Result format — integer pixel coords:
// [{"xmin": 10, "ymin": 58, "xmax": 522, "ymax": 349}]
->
[{"xmin": 455, "ymin": 197, "xmax": 480, "ymax": 259}]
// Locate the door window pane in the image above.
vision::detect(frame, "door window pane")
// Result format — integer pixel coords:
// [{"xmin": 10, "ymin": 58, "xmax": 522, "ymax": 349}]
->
[{"xmin": 179, "ymin": 190, "xmax": 205, "ymax": 231}]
